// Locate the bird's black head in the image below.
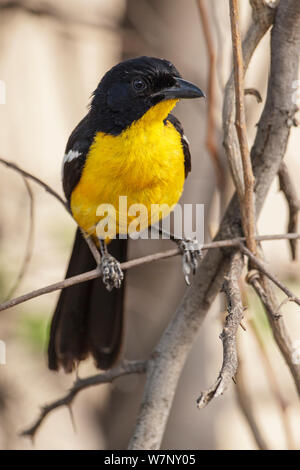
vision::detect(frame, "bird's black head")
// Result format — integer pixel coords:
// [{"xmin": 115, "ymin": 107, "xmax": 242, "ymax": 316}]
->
[{"xmin": 89, "ymin": 56, "xmax": 205, "ymax": 135}]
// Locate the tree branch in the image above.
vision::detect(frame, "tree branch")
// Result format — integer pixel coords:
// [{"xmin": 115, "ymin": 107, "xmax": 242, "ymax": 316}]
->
[{"xmin": 21, "ymin": 360, "xmax": 146, "ymax": 440}]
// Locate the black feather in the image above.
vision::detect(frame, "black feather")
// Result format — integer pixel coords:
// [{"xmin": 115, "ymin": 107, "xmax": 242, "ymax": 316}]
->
[{"xmin": 165, "ymin": 114, "xmax": 191, "ymax": 178}]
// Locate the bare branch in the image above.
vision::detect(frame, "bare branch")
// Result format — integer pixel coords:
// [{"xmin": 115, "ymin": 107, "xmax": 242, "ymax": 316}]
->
[
  {"xmin": 5, "ymin": 178, "xmax": 35, "ymax": 299},
  {"xmin": 197, "ymin": 251, "xmax": 244, "ymax": 408},
  {"xmin": 278, "ymin": 162, "xmax": 300, "ymax": 260},
  {"xmin": 21, "ymin": 360, "xmax": 146, "ymax": 440},
  {"xmin": 1, "ymin": 234, "xmax": 300, "ymax": 313},
  {"xmin": 229, "ymin": 0, "xmax": 256, "ymax": 255}
]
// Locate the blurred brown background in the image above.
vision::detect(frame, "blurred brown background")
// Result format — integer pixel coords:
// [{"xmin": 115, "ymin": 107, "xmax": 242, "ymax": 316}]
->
[{"xmin": 0, "ymin": 0, "xmax": 299, "ymax": 450}]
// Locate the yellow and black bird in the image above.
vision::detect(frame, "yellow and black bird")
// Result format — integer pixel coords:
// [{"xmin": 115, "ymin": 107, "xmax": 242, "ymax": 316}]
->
[{"xmin": 48, "ymin": 56, "xmax": 205, "ymax": 373}]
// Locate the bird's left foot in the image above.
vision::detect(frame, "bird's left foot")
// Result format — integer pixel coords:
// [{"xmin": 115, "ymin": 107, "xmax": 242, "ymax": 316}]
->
[
  {"xmin": 177, "ymin": 238, "xmax": 202, "ymax": 286},
  {"xmin": 100, "ymin": 254, "xmax": 123, "ymax": 291}
]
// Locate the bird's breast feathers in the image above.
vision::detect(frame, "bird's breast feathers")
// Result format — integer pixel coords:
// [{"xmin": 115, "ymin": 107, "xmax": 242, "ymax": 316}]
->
[{"xmin": 70, "ymin": 100, "xmax": 186, "ymax": 236}]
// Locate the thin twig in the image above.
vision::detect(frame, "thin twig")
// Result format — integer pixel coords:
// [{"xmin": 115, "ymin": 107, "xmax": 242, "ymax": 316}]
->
[
  {"xmin": 197, "ymin": 252, "xmax": 244, "ymax": 408},
  {"xmin": 0, "ymin": 158, "xmax": 67, "ymax": 210},
  {"xmin": 278, "ymin": 161, "xmax": 300, "ymax": 260},
  {"xmin": 197, "ymin": 0, "xmax": 225, "ymax": 189},
  {"xmin": 5, "ymin": 178, "xmax": 35, "ymax": 299},
  {"xmin": 229, "ymin": 0, "xmax": 256, "ymax": 255},
  {"xmin": 209, "ymin": 0, "xmax": 226, "ymax": 92},
  {"xmin": 245, "ymin": 87, "xmax": 263, "ymax": 103},
  {"xmin": 21, "ymin": 360, "xmax": 146, "ymax": 440}
]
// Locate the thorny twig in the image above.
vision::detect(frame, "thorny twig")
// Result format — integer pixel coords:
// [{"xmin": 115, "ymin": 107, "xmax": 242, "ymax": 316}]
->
[{"xmin": 197, "ymin": 251, "xmax": 244, "ymax": 408}]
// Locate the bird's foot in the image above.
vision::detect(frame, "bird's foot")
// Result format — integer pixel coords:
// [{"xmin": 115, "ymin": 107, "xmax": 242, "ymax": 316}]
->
[
  {"xmin": 177, "ymin": 238, "xmax": 202, "ymax": 286},
  {"xmin": 100, "ymin": 254, "xmax": 123, "ymax": 291}
]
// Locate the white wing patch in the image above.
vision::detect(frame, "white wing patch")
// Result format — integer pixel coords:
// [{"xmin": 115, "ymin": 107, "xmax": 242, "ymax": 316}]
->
[
  {"xmin": 61, "ymin": 150, "xmax": 81, "ymax": 179},
  {"xmin": 182, "ymin": 134, "xmax": 190, "ymax": 146}
]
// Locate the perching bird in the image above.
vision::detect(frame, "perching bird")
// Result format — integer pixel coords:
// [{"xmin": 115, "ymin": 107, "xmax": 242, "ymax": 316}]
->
[{"xmin": 48, "ymin": 56, "xmax": 205, "ymax": 373}]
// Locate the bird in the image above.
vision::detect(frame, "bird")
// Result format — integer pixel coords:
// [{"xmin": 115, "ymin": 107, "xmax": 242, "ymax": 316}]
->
[{"xmin": 48, "ymin": 56, "xmax": 205, "ymax": 373}]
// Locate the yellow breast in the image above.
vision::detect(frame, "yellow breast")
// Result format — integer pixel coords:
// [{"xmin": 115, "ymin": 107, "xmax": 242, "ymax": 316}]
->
[{"xmin": 70, "ymin": 99, "xmax": 185, "ymax": 238}]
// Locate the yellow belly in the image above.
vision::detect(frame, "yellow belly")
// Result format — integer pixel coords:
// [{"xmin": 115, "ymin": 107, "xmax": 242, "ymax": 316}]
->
[{"xmin": 70, "ymin": 99, "xmax": 185, "ymax": 239}]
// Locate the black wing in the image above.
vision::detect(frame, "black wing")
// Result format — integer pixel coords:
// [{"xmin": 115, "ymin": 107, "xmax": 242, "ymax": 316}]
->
[
  {"xmin": 165, "ymin": 114, "xmax": 191, "ymax": 178},
  {"xmin": 62, "ymin": 114, "xmax": 96, "ymax": 203}
]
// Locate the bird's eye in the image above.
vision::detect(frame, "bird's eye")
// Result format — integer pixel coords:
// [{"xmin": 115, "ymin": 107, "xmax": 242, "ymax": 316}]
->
[{"xmin": 132, "ymin": 78, "xmax": 147, "ymax": 92}]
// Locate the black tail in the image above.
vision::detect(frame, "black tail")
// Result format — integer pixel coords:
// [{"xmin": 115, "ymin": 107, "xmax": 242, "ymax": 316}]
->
[{"xmin": 48, "ymin": 228, "xmax": 127, "ymax": 372}]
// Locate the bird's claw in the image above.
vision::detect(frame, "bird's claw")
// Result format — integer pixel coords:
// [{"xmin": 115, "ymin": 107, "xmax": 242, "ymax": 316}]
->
[
  {"xmin": 177, "ymin": 238, "xmax": 202, "ymax": 286},
  {"xmin": 100, "ymin": 255, "xmax": 123, "ymax": 291}
]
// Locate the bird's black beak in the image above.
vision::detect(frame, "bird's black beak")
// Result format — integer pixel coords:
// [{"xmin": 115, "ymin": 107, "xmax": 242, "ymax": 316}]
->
[{"xmin": 152, "ymin": 77, "xmax": 205, "ymax": 101}]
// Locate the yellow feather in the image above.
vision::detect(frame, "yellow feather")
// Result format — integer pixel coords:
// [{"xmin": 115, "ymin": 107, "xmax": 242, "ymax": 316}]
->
[{"xmin": 70, "ymin": 99, "xmax": 186, "ymax": 238}]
